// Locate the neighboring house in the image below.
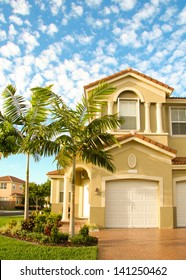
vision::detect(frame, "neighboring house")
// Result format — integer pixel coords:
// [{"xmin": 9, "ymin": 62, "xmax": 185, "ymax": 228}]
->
[
  {"xmin": 0, "ymin": 176, "xmax": 25, "ymax": 209},
  {"xmin": 47, "ymin": 68, "xmax": 186, "ymax": 229}
]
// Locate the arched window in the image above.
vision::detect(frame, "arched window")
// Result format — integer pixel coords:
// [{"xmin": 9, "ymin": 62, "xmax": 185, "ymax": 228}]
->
[{"xmin": 117, "ymin": 91, "xmax": 140, "ymax": 131}]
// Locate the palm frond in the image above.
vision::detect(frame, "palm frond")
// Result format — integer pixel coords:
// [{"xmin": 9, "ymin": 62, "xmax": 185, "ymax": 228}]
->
[
  {"xmin": 2, "ymin": 85, "xmax": 27, "ymax": 124},
  {"xmin": 86, "ymin": 114, "xmax": 121, "ymax": 134},
  {"xmin": 27, "ymin": 86, "xmax": 55, "ymax": 125},
  {"xmin": 81, "ymin": 149, "xmax": 115, "ymax": 173},
  {"xmin": 88, "ymin": 82, "xmax": 116, "ymax": 101},
  {"xmin": 77, "ymin": 82, "xmax": 116, "ymax": 123},
  {"xmin": 55, "ymin": 146, "xmax": 73, "ymax": 168}
]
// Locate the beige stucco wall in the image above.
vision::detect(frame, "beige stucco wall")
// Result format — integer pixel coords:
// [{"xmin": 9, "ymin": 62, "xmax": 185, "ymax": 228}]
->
[
  {"xmin": 168, "ymin": 137, "xmax": 186, "ymax": 156},
  {"xmin": 110, "ymin": 76, "xmax": 167, "ymax": 103},
  {"xmin": 0, "ymin": 181, "xmax": 23, "ymax": 201}
]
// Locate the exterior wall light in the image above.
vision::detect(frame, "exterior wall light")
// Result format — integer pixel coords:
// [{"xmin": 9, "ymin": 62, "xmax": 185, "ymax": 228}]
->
[{"xmin": 94, "ymin": 188, "xmax": 99, "ymax": 195}]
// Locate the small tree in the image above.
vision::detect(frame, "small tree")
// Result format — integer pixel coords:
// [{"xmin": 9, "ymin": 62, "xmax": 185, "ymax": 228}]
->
[
  {"xmin": 48, "ymin": 82, "xmax": 121, "ymax": 236},
  {"xmin": 0, "ymin": 120, "xmax": 22, "ymax": 157},
  {"xmin": 29, "ymin": 180, "xmax": 51, "ymax": 211},
  {"xmin": 0, "ymin": 85, "xmax": 58, "ymax": 219}
]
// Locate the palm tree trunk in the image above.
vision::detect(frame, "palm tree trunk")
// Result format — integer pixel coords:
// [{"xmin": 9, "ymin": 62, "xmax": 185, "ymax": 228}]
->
[
  {"xmin": 69, "ymin": 156, "xmax": 76, "ymax": 237},
  {"xmin": 24, "ymin": 153, "xmax": 30, "ymax": 220}
]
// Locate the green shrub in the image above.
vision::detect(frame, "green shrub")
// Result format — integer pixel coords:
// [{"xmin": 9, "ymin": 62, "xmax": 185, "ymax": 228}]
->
[
  {"xmin": 8, "ymin": 220, "xmax": 17, "ymax": 229},
  {"xmin": 34, "ymin": 214, "xmax": 47, "ymax": 233},
  {"xmin": 70, "ymin": 234, "xmax": 98, "ymax": 246},
  {"xmin": 21, "ymin": 218, "xmax": 35, "ymax": 232},
  {"xmin": 50, "ymin": 226, "xmax": 69, "ymax": 244},
  {"xmin": 79, "ymin": 225, "xmax": 89, "ymax": 236}
]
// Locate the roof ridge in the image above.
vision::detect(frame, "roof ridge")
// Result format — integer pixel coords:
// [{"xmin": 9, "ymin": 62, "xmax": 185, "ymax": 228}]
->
[
  {"xmin": 0, "ymin": 175, "xmax": 25, "ymax": 183},
  {"xmin": 116, "ymin": 133, "xmax": 177, "ymax": 154},
  {"xmin": 84, "ymin": 68, "xmax": 174, "ymax": 92}
]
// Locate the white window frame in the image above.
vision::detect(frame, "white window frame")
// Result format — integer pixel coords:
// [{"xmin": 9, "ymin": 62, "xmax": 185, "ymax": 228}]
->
[
  {"xmin": 0, "ymin": 183, "xmax": 7, "ymax": 189},
  {"xmin": 118, "ymin": 98, "xmax": 140, "ymax": 131},
  {"xmin": 170, "ymin": 107, "xmax": 186, "ymax": 136}
]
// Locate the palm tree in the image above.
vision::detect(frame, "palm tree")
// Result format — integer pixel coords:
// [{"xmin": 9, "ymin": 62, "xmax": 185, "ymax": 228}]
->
[
  {"xmin": 49, "ymin": 82, "xmax": 121, "ymax": 236},
  {"xmin": 0, "ymin": 85, "xmax": 59, "ymax": 219}
]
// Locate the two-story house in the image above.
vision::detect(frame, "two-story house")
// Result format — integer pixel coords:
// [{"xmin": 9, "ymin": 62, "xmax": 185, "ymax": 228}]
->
[
  {"xmin": 47, "ymin": 68, "xmax": 186, "ymax": 229},
  {"xmin": 0, "ymin": 175, "xmax": 25, "ymax": 209}
]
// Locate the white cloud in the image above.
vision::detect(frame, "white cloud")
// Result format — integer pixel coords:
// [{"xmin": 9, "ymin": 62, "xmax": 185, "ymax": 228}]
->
[
  {"xmin": 0, "ymin": 13, "xmax": 6, "ymax": 23},
  {"xmin": 113, "ymin": 0, "xmax": 137, "ymax": 11},
  {"xmin": 161, "ymin": 24, "xmax": 172, "ymax": 32},
  {"xmin": 178, "ymin": 6, "xmax": 186, "ymax": 25},
  {"xmin": 76, "ymin": 34, "xmax": 94, "ymax": 45},
  {"xmin": 63, "ymin": 35, "xmax": 75, "ymax": 44},
  {"xmin": 61, "ymin": 2, "xmax": 83, "ymax": 25},
  {"xmin": 86, "ymin": 0, "xmax": 102, "ymax": 7},
  {"xmin": 160, "ymin": 6, "xmax": 177, "ymax": 21},
  {"xmin": 18, "ymin": 31, "xmax": 40, "ymax": 53},
  {"xmin": 0, "ymin": 41, "xmax": 21, "ymax": 57},
  {"xmin": 142, "ymin": 25, "xmax": 163, "ymax": 43},
  {"xmin": 35, "ymin": 0, "xmax": 46, "ymax": 11},
  {"xmin": 10, "ymin": 0, "xmax": 31, "ymax": 15},
  {"xmin": 146, "ymin": 44, "xmax": 154, "ymax": 53},
  {"xmin": 8, "ymin": 24, "xmax": 17, "ymax": 39},
  {"xmin": 71, "ymin": 3, "xmax": 83, "ymax": 17},
  {"xmin": 106, "ymin": 43, "xmax": 116, "ymax": 55},
  {"xmin": 120, "ymin": 29, "xmax": 141, "ymax": 48},
  {"xmin": 49, "ymin": 0, "xmax": 65, "ymax": 15},
  {"xmin": 0, "ymin": 30, "xmax": 7, "ymax": 41},
  {"xmin": 35, "ymin": 43, "xmax": 63, "ymax": 70},
  {"xmin": 103, "ymin": 5, "xmax": 119, "ymax": 15},
  {"xmin": 0, "ymin": 57, "xmax": 12, "ymax": 72},
  {"xmin": 9, "ymin": 15, "xmax": 23, "ymax": 25},
  {"xmin": 151, "ymin": 49, "xmax": 169, "ymax": 64},
  {"xmin": 135, "ymin": 3, "xmax": 159, "ymax": 21},
  {"xmin": 47, "ymin": 23, "xmax": 59, "ymax": 36},
  {"xmin": 169, "ymin": 49, "xmax": 185, "ymax": 63},
  {"xmin": 86, "ymin": 16, "xmax": 110, "ymax": 29}
]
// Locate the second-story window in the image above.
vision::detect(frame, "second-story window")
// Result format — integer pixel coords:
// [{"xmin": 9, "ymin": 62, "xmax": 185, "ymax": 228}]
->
[
  {"xmin": 171, "ymin": 108, "xmax": 186, "ymax": 135},
  {"xmin": 0, "ymin": 183, "xmax": 7, "ymax": 189},
  {"xmin": 118, "ymin": 99, "xmax": 139, "ymax": 130}
]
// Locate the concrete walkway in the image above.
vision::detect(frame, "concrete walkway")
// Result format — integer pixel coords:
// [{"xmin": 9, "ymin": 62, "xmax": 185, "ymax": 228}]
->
[{"xmin": 91, "ymin": 228, "xmax": 186, "ymax": 260}]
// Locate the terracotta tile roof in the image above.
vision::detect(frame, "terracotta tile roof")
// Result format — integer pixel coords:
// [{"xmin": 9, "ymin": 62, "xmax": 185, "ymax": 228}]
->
[
  {"xmin": 168, "ymin": 97, "xmax": 186, "ymax": 99},
  {"xmin": 116, "ymin": 133, "xmax": 177, "ymax": 154},
  {"xmin": 11, "ymin": 193, "xmax": 24, "ymax": 196},
  {"xmin": 172, "ymin": 157, "xmax": 186, "ymax": 165},
  {"xmin": 84, "ymin": 67, "xmax": 174, "ymax": 92},
  {"xmin": 0, "ymin": 176, "xmax": 25, "ymax": 184},
  {"xmin": 47, "ymin": 169, "xmax": 65, "ymax": 176}
]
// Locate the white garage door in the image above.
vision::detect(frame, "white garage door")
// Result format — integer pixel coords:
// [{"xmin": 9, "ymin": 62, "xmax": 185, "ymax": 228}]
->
[
  {"xmin": 176, "ymin": 181, "xmax": 186, "ymax": 227},
  {"xmin": 105, "ymin": 180, "xmax": 158, "ymax": 228}
]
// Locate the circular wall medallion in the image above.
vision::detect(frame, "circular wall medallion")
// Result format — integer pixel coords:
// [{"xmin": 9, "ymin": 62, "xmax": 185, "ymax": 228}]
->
[{"xmin": 128, "ymin": 154, "xmax": 137, "ymax": 169}]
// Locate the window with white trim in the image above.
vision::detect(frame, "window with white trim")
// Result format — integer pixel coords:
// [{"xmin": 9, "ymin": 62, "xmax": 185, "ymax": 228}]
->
[
  {"xmin": 171, "ymin": 108, "xmax": 186, "ymax": 135},
  {"xmin": 118, "ymin": 99, "xmax": 139, "ymax": 130},
  {"xmin": 0, "ymin": 183, "xmax": 7, "ymax": 189}
]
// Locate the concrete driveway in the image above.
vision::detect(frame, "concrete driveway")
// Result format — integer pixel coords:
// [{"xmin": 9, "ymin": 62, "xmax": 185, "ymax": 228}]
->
[{"xmin": 91, "ymin": 228, "xmax": 186, "ymax": 260}]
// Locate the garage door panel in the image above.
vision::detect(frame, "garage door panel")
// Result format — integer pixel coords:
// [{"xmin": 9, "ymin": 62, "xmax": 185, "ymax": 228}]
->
[
  {"xmin": 106, "ymin": 180, "xmax": 158, "ymax": 228},
  {"xmin": 176, "ymin": 181, "xmax": 186, "ymax": 227}
]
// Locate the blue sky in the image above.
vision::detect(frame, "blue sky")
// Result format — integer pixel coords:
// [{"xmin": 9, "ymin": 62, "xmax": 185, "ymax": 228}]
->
[{"xmin": 0, "ymin": 0, "xmax": 186, "ymax": 183}]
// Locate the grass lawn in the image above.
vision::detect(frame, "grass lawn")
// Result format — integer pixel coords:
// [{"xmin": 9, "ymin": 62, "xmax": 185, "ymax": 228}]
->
[{"xmin": 0, "ymin": 216, "xmax": 98, "ymax": 260}]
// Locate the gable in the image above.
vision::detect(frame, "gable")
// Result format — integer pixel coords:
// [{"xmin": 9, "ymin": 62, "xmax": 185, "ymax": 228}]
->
[
  {"xmin": 105, "ymin": 133, "xmax": 176, "ymax": 159},
  {"xmin": 84, "ymin": 68, "xmax": 174, "ymax": 104}
]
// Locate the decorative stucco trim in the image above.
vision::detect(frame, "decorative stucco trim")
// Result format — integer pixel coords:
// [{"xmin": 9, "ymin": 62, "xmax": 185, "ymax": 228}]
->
[
  {"xmin": 105, "ymin": 134, "xmax": 176, "ymax": 158},
  {"xmin": 65, "ymin": 163, "xmax": 91, "ymax": 180},
  {"xmin": 112, "ymin": 86, "xmax": 145, "ymax": 102}
]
